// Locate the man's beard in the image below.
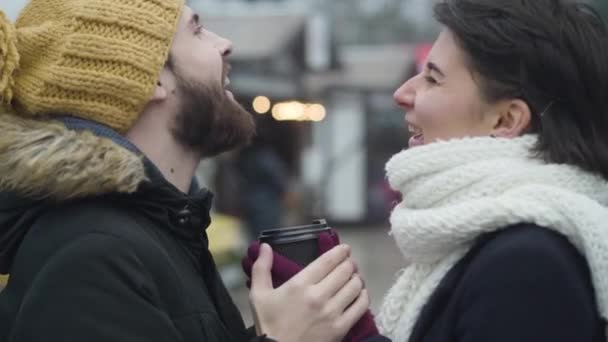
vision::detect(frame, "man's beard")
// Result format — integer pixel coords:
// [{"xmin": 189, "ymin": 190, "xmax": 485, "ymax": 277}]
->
[{"xmin": 171, "ymin": 73, "xmax": 255, "ymax": 158}]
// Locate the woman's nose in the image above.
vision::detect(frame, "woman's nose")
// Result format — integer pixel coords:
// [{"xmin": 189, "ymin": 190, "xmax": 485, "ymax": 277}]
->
[{"xmin": 393, "ymin": 75, "xmax": 418, "ymax": 109}]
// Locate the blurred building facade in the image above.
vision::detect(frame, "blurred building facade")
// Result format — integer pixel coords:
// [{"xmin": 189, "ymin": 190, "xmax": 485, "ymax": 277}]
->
[{"xmin": 190, "ymin": 0, "xmax": 436, "ymax": 225}]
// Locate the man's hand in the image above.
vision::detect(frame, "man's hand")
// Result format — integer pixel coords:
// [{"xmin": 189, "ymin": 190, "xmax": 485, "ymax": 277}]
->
[{"xmin": 249, "ymin": 243, "xmax": 369, "ymax": 342}]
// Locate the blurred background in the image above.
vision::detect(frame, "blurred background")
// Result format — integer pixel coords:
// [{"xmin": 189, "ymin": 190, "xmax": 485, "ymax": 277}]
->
[
  {"xmin": 2, "ymin": 0, "xmax": 607, "ymax": 322},
  {"xmin": 185, "ymin": 2, "xmax": 437, "ymax": 319}
]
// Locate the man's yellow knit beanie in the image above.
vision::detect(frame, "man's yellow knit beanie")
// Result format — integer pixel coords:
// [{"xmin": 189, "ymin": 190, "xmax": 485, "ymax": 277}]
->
[{"xmin": 0, "ymin": 0, "xmax": 185, "ymax": 133}]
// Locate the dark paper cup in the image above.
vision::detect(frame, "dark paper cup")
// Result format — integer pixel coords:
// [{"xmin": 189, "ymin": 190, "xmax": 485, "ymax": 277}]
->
[{"xmin": 259, "ymin": 219, "xmax": 330, "ymax": 267}]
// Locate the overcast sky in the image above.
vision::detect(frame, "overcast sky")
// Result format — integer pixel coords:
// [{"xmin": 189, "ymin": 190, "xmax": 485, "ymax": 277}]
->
[{"xmin": 1, "ymin": 0, "xmax": 28, "ymax": 21}]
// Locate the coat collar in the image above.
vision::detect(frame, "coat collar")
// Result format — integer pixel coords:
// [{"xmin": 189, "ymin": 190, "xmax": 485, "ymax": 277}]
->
[
  {"xmin": 0, "ymin": 113, "xmax": 213, "ymax": 242},
  {"xmin": 58, "ymin": 116, "xmax": 215, "ymax": 243},
  {"xmin": 0, "ymin": 113, "xmax": 145, "ymax": 200}
]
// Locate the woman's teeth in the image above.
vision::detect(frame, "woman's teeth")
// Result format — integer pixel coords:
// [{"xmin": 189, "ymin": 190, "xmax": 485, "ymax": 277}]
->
[
  {"xmin": 408, "ymin": 124, "xmax": 422, "ymax": 136},
  {"xmin": 407, "ymin": 124, "xmax": 424, "ymax": 148}
]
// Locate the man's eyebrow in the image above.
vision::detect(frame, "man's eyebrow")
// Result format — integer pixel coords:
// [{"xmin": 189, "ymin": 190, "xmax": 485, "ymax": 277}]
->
[{"xmin": 427, "ymin": 62, "xmax": 445, "ymax": 77}]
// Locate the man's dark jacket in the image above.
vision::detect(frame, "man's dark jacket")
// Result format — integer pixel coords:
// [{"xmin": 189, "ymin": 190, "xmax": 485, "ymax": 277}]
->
[{"xmin": 0, "ymin": 116, "xmax": 262, "ymax": 341}]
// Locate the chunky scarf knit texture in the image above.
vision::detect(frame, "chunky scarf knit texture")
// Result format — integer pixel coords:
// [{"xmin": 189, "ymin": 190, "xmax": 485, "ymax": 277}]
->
[{"xmin": 377, "ymin": 135, "xmax": 608, "ymax": 341}]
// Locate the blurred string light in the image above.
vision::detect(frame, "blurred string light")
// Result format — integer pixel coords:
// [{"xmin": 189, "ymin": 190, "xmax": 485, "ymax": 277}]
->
[
  {"xmin": 271, "ymin": 101, "xmax": 327, "ymax": 122},
  {"xmin": 307, "ymin": 104, "xmax": 327, "ymax": 122},
  {"xmin": 252, "ymin": 96, "xmax": 271, "ymax": 114}
]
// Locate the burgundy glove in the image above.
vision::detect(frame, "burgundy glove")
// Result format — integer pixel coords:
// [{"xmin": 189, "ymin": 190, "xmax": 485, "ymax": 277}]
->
[
  {"xmin": 241, "ymin": 229, "xmax": 379, "ymax": 342},
  {"xmin": 241, "ymin": 230, "xmax": 338, "ymax": 287}
]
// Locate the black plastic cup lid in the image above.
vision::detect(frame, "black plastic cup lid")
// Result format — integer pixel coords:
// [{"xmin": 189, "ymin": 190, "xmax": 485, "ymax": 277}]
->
[{"xmin": 259, "ymin": 219, "xmax": 329, "ymax": 245}]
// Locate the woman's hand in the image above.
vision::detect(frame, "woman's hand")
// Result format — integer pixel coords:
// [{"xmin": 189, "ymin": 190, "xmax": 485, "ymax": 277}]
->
[{"xmin": 249, "ymin": 243, "xmax": 370, "ymax": 342}]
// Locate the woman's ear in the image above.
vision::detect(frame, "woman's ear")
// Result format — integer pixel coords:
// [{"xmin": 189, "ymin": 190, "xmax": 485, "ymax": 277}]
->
[{"xmin": 491, "ymin": 99, "xmax": 532, "ymax": 138}]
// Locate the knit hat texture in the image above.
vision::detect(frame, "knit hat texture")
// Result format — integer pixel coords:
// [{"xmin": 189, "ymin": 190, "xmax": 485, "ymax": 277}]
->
[{"xmin": 0, "ymin": 0, "xmax": 184, "ymax": 133}]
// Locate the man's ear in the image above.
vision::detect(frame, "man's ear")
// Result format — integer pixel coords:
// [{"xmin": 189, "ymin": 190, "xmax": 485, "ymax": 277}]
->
[{"xmin": 151, "ymin": 81, "xmax": 168, "ymax": 102}]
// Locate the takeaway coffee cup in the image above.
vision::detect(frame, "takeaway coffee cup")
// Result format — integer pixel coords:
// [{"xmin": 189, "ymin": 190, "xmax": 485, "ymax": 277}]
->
[{"xmin": 259, "ymin": 219, "xmax": 331, "ymax": 267}]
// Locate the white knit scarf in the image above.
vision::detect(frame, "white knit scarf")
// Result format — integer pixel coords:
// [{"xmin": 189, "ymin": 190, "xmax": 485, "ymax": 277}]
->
[{"xmin": 377, "ymin": 134, "xmax": 608, "ymax": 341}]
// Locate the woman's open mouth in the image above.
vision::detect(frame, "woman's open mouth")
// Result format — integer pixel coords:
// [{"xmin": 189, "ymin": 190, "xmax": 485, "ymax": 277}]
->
[{"xmin": 408, "ymin": 123, "xmax": 424, "ymax": 148}]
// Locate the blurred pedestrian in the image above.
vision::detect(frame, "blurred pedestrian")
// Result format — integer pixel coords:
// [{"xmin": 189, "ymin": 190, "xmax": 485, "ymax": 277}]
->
[
  {"xmin": 0, "ymin": 2, "xmax": 370, "ymax": 341},
  {"xmin": 376, "ymin": 0, "xmax": 608, "ymax": 341},
  {"xmin": 237, "ymin": 121, "xmax": 289, "ymax": 240}
]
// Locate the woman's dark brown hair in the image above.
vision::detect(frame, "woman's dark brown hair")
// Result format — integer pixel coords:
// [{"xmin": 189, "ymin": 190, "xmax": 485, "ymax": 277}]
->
[{"xmin": 435, "ymin": 0, "xmax": 608, "ymax": 179}]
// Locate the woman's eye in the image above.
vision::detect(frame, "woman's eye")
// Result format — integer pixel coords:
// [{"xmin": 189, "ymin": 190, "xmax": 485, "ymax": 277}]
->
[{"xmin": 424, "ymin": 76, "xmax": 438, "ymax": 85}]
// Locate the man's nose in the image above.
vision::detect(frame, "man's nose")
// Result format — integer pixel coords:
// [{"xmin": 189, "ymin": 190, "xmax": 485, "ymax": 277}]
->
[{"xmin": 215, "ymin": 34, "xmax": 233, "ymax": 57}]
